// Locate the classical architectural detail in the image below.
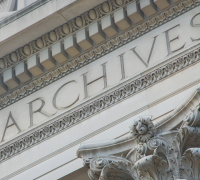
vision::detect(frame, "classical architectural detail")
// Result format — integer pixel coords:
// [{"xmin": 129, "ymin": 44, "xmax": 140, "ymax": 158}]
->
[
  {"xmin": 0, "ymin": 0, "xmax": 198, "ymax": 109},
  {"xmin": 88, "ymin": 156, "xmax": 133, "ymax": 180},
  {"xmin": 2, "ymin": 0, "xmax": 200, "ymax": 179},
  {"xmin": 0, "ymin": 40, "xmax": 199, "ymax": 110},
  {"xmin": 0, "ymin": 45, "xmax": 199, "ymax": 164},
  {"xmin": 180, "ymin": 148, "xmax": 200, "ymax": 179},
  {"xmin": 133, "ymin": 155, "xmax": 172, "ymax": 180},
  {"xmin": 77, "ymin": 90, "xmax": 200, "ymax": 180},
  {"xmin": 129, "ymin": 117, "xmax": 156, "ymax": 143},
  {"xmin": 0, "ymin": 0, "xmax": 132, "ymax": 71},
  {"xmin": 167, "ymin": 109, "xmax": 200, "ymax": 179}
]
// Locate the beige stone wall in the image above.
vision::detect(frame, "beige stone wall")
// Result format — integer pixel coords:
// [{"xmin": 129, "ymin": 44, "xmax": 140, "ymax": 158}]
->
[{"xmin": 1, "ymin": 0, "xmax": 200, "ymax": 179}]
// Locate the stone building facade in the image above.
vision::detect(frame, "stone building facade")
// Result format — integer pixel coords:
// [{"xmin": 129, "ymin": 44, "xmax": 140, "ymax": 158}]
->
[{"xmin": 0, "ymin": 0, "xmax": 200, "ymax": 179}]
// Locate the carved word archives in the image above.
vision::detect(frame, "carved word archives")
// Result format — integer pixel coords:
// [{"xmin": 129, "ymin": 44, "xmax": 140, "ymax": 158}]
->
[{"xmin": 1, "ymin": 10, "xmax": 200, "ymax": 142}]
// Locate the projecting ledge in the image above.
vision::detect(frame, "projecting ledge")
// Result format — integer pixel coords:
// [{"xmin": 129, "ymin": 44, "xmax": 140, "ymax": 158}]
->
[
  {"xmin": 52, "ymin": 42, "xmax": 68, "ymax": 64},
  {"xmin": 77, "ymin": 88, "xmax": 200, "ymax": 160},
  {"xmin": 140, "ymin": 0, "xmax": 157, "ymax": 17},
  {"xmin": 89, "ymin": 22, "xmax": 106, "ymax": 44},
  {"xmin": 127, "ymin": 2, "xmax": 144, "ymax": 24},
  {"xmin": 101, "ymin": 15, "xmax": 118, "ymax": 38},
  {"xmin": 15, "ymin": 61, "xmax": 32, "ymax": 83},
  {"xmin": 3, "ymin": 68, "xmax": 20, "ymax": 89},
  {"xmin": 27, "ymin": 55, "xmax": 44, "ymax": 77},
  {"xmin": 0, "ymin": 76, "xmax": 7, "ymax": 95},
  {"xmin": 77, "ymin": 135, "xmax": 136, "ymax": 160},
  {"xmin": 114, "ymin": 8, "xmax": 131, "ymax": 31},
  {"xmin": 76, "ymin": 29, "xmax": 93, "ymax": 51},
  {"xmin": 154, "ymin": 0, "xmax": 170, "ymax": 10},
  {"xmin": 40, "ymin": 48, "xmax": 56, "ymax": 70},
  {"xmin": 64, "ymin": 35, "xmax": 81, "ymax": 57}
]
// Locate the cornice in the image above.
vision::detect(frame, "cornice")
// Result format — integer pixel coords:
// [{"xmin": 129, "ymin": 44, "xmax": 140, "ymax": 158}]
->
[
  {"xmin": 0, "ymin": 0, "xmax": 133, "ymax": 72},
  {"xmin": 0, "ymin": 38, "xmax": 200, "ymax": 164},
  {"xmin": 0, "ymin": 0, "xmax": 196, "ymax": 110}
]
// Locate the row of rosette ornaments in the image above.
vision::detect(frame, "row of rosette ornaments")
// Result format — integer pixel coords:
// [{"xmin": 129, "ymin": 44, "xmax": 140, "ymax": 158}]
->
[{"xmin": 0, "ymin": 0, "xmax": 181, "ymax": 96}]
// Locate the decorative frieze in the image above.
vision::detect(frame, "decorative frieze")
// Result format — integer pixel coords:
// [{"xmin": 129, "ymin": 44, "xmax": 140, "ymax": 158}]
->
[
  {"xmin": 0, "ymin": 0, "xmax": 192, "ymax": 98},
  {"xmin": 0, "ymin": 0, "xmax": 133, "ymax": 73},
  {"xmin": 0, "ymin": 0, "xmax": 197, "ymax": 166},
  {"xmin": 0, "ymin": 44, "xmax": 199, "ymax": 164},
  {"xmin": 0, "ymin": 0, "xmax": 196, "ymax": 110},
  {"xmin": 77, "ymin": 92, "xmax": 200, "ymax": 180}
]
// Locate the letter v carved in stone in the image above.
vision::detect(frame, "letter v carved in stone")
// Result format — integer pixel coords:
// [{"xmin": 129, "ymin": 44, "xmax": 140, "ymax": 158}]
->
[{"xmin": 130, "ymin": 35, "xmax": 158, "ymax": 67}]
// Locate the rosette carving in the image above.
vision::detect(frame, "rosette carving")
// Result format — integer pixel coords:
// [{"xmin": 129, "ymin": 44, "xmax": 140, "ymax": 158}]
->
[
  {"xmin": 78, "ymin": 97, "xmax": 200, "ymax": 180},
  {"xmin": 71, "ymin": 85, "xmax": 200, "ymax": 180},
  {"xmin": 129, "ymin": 117, "xmax": 156, "ymax": 143}
]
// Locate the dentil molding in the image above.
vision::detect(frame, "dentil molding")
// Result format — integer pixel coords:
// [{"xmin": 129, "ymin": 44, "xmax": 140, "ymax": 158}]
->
[
  {"xmin": 0, "ymin": 42, "xmax": 200, "ymax": 164},
  {"xmin": 0, "ymin": 0, "xmax": 197, "ymax": 110},
  {"xmin": 0, "ymin": 0, "xmax": 134, "ymax": 72}
]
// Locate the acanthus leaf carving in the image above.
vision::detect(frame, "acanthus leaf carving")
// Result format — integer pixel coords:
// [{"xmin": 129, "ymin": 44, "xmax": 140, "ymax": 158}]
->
[
  {"xmin": 133, "ymin": 155, "xmax": 172, "ymax": 180},
  {"xmin": 78, "ymin": 94, "xmax": 200, "ymax": 180},
  {"xmin": 0, "ymin": 0, "xmax": 199, "ymax": 163},
  {"xmin": 88, "ymin": 156, "xmax": 134, "ymax": 180},
  {"xmin": 180, "ymin": 148, "xmax": 200, "ymax": 180}
]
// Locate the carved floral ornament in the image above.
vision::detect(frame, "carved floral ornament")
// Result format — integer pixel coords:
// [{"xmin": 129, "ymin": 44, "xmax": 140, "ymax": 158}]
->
[
  {"xmin": 0, "ymin": 0, "xmax": 196, "ymax": 111},
  {"xmin": 77, "ymin": 89, "xmax": 200, "ymax": 180},
  {"xmin": 0, "ymin": 0, "xmax": 199, "ymax": 167},
  {"xmin": 0, "ymin": 0, "xmax": 129, "ymax": 71},
  {"xmin": 0, "ymin": 0, "xmax": 196, "ymax": 73}
]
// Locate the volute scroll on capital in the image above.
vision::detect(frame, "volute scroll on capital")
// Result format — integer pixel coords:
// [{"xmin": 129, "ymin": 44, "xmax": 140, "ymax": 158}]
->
[{"xmin": 77, "ymin": 88, "xmax": 200, "ymax": 180}]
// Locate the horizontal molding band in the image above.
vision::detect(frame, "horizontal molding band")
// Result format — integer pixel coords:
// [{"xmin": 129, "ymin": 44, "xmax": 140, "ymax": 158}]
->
[
  {"xmin": 2, "ymin": 65, "xmax": 200, "ymax": 180},
  {"xmin": 0, "ymin": 0, "xmax": 133, "ymax": 72},
  {"xmin": 0, "ymin": 0, "xmax": 196, "ymax": 110},
  {"xmin": 0, "ymin": 42, "xmax": 199, "ymax": 165}
]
